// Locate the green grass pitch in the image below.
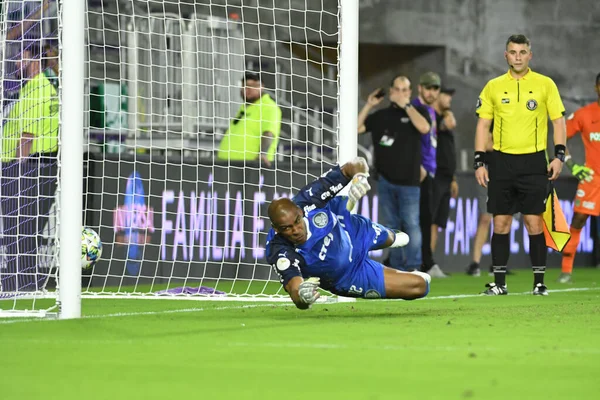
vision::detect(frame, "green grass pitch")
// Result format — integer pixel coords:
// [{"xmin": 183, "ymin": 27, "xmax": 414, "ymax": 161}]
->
[{"xmin": 1, "ymin": 268, "xmax": 598, "ymax": 400}]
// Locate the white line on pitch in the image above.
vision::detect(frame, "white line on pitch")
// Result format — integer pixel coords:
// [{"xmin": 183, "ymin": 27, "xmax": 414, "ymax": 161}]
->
[
  {"xmin": 223, "ymin": 341, "xmax": 600, "ymax": 355},
  {"xmin": 1, "ymin": 286, "xmax": 598, "ymax": 324}
]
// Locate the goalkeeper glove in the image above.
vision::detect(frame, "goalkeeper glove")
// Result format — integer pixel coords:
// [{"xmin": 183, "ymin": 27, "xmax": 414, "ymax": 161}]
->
[
  {"xmin": 298, "ymin": 277, "xmax": 320, "ymax": 305},
  {"xmin": 346, "ymin": 172, "xmax": 371, "ymax": 211},
  {"xmin": 570, "ymin": 163, "xmax": 594, "ymax": 183}
]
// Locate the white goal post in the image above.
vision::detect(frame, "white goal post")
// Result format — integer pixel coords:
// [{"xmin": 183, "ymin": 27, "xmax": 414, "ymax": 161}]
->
[{"xmin": 0, "ymin": 0, "xmax": 359, "ymax": 318}]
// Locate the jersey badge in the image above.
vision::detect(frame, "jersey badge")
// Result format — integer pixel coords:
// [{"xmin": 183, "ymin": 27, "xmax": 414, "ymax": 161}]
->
[
  {"xmin": 276, "ymin": 257, "xmax": 291, "ymax": 271},
  {"xmin": 365, "ymin": 289, "xmax": 381, "ymax": 299},
  {"xmin": 526, "ymin": 99, "xmax": 538, "ymax": 111},
  {"xmin": 312, "ymin": 211, "xmax": 329, "ymax": 228}
]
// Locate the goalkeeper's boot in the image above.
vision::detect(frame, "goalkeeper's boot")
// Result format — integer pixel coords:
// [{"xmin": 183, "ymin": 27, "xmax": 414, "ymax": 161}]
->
[
  {"xmin": 481, "ymin": 282, "xmax": 508, "ymax": 295},
  {"xmin": 556, "ymin": 273, "xmax": 572, "ymax": 284},
  {"xmin": 532, "ymin": 283, "xmax": 549, "ymax": 296}
]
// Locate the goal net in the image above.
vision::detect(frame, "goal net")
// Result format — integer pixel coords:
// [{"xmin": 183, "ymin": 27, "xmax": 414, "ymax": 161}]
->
[
  {"xmin": 0, "ymin": 0, "xmax": 61, "ymax": 317},
  {"xmin": 82, "ymin": 0, "xmax": 345, "ymax": 301},
  {"xmin": 0, "ymin": 0, "xmax": 355, "ymax": 315}
]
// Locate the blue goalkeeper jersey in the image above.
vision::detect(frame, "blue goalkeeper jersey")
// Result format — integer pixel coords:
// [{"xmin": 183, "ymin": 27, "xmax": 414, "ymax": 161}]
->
[{"xmin": 265, "ymin": 166, "xmax": 388, "ymax": 297}]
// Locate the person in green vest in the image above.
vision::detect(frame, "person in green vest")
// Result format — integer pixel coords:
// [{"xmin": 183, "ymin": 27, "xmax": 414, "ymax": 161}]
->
[
  {"xmin": 217, "ymin": 72, "xmax": 282, "ymax": 167},
  {"xmin": 0, "ymin": 42, "xmax": 59, "ymax": 292},
  {"xmin": 2, "ymin": 43, "xmax": 58, "ymax": 161}
]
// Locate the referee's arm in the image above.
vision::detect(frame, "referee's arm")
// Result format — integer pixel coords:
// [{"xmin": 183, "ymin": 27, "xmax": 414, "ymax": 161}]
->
[
  {"xmin": 548, "ymin": 117, "xmax": 566, "ymax": 180},
  {"xmin": 474, "ymin": 118, "xmax": 492, "ymax": 187},
  {"xmin": 547, "ymin": 78, "xmax": 567, "ymax": 180}
]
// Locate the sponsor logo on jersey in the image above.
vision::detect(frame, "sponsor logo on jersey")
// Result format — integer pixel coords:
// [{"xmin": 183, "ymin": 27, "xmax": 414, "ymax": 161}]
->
[
  {"xmin": 501, "ymin": 98, "xmax": 510, "ymax": 104},
  {"xmin": 313, "ymin": 211, "xmax": 329, "ymax": 228},
  {"xmin": 583, "ymin": 201, "xmax": 596, "ymax": 210},
  {"xmin": 364, "ymin": 289, "xmax": 381, "ymax": 299},
  {"xmin": 589, "ymin": 132, "xmax": 600, "ymax": 142},
  {"xmin": 526, "ymin": 99, "xmax": 538, "ymax": 111},
  {"xmin": 577, "ymin": 189, "xmax": 585, "ymax": 198},
  {"xmin": 276, "ymin": 257, "xmax": 290, "ymax": 271},
  {"xmin": 303, "ymin": 204, "xmax": 316, "ymax": 214},
  {"xmin": 329, "ymin": 183, "xmax": 343, "ymax": 193}
]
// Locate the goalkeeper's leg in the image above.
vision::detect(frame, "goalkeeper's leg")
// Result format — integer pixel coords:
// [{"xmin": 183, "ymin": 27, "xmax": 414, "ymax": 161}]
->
[{"xmin": 383, "ymin": 266, "xmax": 430, "ymax": 300}]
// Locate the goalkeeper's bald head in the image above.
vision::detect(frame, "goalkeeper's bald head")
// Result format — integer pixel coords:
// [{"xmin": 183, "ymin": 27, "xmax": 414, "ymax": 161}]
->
[{"xmin": 268, "ymin": 198, "xmax": 300, "ymax": 227}]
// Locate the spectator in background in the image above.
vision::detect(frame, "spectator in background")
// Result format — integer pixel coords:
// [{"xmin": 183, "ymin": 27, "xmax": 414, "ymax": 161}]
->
[
  {"xmin": 430, "ymin": 87, "xmax": 458, "ymax": 264},
  {"xmin": 412, "ymin": 72, "xmax": 448, "ymax": 278},
  {"xmin": 357, "ymin": 75, "xmax": 431, "ymax": 271},
  {"xmin": 466, "ymin": 126, "xmax": 494, "ymax": 277},
  {"xmin": 0, "ymin": 41, "xmax": 59, "ymax": 292},
  {"xmin": 3, "ymin": 0, "xmax": 52, "ymax": 106},
  {"xmin": 217, "ymin": 72, "xmax": 282, "ymax": 167}
]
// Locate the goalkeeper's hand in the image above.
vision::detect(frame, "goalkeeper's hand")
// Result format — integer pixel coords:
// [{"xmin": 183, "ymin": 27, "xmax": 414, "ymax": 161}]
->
[
  {"xmin": 298, "ymin": 277, "xmax": 321, "ymax": 305},
  {"xmin": 570, "ymin": 163, "xmax": 594, "ymax": 183},
  {"xmin": 346, "ymin": 172, "xmax": 371, "ymax": 211}
]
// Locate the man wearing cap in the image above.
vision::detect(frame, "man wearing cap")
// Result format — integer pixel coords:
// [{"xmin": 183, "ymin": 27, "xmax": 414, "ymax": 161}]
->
[
  {"xmin": 217, "ymin": 72, "xmax": 282, "ymax": 167},
  {"xmin": 357, "ymin": 75, "xmax": 431, "ymax": 272},
  {"xmin": 411, "ymin": 72, "xmax": 449, "ymax": 278},
  {"xmin": 430, "ymin": 87, "xmax": 459, "ymax": 262}
]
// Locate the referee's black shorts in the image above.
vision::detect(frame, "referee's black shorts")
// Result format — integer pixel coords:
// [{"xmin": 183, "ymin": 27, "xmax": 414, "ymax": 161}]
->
[{"xmin": 487, "ymin": 150, "xmax": 549, "ymax": 215}]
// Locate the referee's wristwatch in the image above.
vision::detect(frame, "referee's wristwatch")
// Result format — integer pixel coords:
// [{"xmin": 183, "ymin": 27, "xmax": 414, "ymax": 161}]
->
[
  {"xmin": 555, "ymin": 144, "xmax": 566, "ymax": 162},
  {"xmin": 473, "ymin": 151, "xmax": 487, "ymax": 170}
]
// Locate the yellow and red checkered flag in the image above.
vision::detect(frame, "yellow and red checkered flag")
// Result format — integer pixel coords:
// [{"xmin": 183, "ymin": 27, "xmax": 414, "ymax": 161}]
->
[{"xmin": 542, "ymin": 188, "xmax": 571, "ymax": 252}]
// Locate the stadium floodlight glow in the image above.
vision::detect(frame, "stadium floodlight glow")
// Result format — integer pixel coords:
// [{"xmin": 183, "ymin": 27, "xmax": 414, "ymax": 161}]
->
[{"xmin": 0, "ymin": 1, "xmax": 358, "ymax": 317}]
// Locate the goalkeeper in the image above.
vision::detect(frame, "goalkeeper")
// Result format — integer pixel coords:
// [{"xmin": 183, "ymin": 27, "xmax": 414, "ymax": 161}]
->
[
  {"xmin": 559, "ymin": 72, "xmax": 600, "ymax": 283},
  {"xmin": 265, "ymin": 157, "xmax": 431, "ymax": 309}
]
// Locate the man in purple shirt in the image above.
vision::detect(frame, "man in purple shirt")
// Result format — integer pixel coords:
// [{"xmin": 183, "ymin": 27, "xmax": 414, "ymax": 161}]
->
[{"xmin": 411, "ymin": 72, "xmax": 448, "ymax": 278}]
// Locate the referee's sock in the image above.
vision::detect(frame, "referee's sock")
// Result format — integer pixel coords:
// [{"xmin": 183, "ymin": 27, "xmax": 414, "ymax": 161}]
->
[
  {"xmin": 529, "ymin": 233, "xmax": 547, "ymax": 285},
  {"xmin": 491, "ymin": 233, "xmax": 510, "ymax": 287}
]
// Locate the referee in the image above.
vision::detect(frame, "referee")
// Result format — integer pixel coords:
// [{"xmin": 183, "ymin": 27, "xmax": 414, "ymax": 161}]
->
[{"xmin": 474, "ymin": 34, "xmax": 566, "ymax": 296}]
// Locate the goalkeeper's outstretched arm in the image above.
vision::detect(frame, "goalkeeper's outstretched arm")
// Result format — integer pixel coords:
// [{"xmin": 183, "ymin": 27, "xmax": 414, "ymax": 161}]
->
[{"xmin": 292, "ymin": 157, "xmax": 370, "ymax": 215}]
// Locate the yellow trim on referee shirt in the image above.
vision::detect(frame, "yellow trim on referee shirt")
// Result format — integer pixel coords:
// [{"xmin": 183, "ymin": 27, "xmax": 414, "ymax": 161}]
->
[{"xmin": 476, "ymin": 68, "xmax": 565, "ymax": 155}]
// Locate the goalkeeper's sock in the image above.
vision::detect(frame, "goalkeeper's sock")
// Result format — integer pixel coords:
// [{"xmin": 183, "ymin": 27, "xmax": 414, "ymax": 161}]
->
[
  {"xmin": 561, "ymin": 226, "xmax": 582, "ymax": 274},
  {"xmin": 529, "ymin": 234, "xmax": 546, "ymax": 285},
  {"xmin": 409, "ymin": 270, "xmax": 431, "ymax": 297},
  {"xmin": 390, "ymin": 230, "xmax": 409, "ymax": 248}
]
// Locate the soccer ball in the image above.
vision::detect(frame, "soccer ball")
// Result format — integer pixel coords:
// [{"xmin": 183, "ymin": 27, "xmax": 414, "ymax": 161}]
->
[{"xmin": 81, "ymin": 227, "xmax": 103, "ymax": 269}]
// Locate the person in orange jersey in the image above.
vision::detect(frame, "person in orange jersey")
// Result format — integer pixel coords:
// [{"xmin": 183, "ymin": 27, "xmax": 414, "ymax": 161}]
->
[{"xmin": 559, "ymin": 73, "xmax": 600, "ymax": 283}]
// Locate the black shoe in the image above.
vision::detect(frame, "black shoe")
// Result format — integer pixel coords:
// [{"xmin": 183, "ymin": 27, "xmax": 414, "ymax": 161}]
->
[
  {"xmin": 532, "ymin": 283, "xmax": 548, "ymax": 296},
  {"xmin": 482, "ymin": 282, "xmax": 508, "ymax": 295},
  {"xmin": 466, "ymin": 262, "xmax": 481, "ymax": 277}
]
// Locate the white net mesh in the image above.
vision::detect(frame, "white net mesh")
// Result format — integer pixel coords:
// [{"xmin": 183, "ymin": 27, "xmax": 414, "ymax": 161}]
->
[
  {"xmin": 0, "ymin": 0, "xmax": 60, "ymax": 316},
  {"xmin": 81, "ymin": 0, "xmax": 342, "ymax": 300}
]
